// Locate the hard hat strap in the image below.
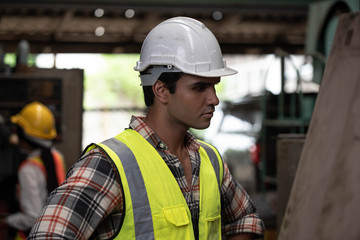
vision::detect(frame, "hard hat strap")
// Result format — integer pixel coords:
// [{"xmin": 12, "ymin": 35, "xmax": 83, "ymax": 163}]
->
[{"xmin": 140, "ymin": 65, "xmax": 181, "ymax": 86}]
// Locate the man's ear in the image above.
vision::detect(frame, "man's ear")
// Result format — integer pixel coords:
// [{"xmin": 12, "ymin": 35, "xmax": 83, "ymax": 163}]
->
[{"xmin": 152, "ymin": 80, "xmax": 169, "ymax": 104}]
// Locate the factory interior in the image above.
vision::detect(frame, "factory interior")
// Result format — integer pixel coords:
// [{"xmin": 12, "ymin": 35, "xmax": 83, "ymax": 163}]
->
[{"xmin": 0, "ymin": 0, "xmax": 360, "ymax": 239}]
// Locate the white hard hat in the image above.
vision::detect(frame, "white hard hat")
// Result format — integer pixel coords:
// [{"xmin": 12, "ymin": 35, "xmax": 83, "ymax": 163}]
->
[{"xmin": 134, "ymin": 16, "xmax": 237, "ymax": 86}]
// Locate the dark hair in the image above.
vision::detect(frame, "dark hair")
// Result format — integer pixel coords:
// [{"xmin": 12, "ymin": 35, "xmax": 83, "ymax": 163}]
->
[
  {"xmin": 16, "ymin": 125, "xmax": 59, "ymax": 194},
  {"xmin": 142, "ymin": 71, "xmax": 183, "ymax": 106}
]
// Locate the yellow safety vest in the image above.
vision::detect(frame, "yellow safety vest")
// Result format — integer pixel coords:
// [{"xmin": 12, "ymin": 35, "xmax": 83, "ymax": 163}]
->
[{"xmin": 88, "ymin": 129, "xmax": 223, "ymax": 239}]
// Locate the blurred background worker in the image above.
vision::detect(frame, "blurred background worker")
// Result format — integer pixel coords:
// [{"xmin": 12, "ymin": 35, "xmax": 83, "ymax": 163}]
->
[{"xmin": 0, "ymin": 101, "xmax": 66, "ymax": 239}]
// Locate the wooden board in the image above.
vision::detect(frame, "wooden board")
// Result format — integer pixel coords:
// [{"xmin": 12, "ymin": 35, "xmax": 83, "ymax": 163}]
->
[{"xmin": 278, "ymin": 12, "xmax": 360, "ymax": 240}]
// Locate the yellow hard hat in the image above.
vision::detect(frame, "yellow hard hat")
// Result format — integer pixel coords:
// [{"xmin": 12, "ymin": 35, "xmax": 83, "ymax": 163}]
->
[{"xmin": 11, "ymin": 101, "xmax": 57, "ymax": 140}]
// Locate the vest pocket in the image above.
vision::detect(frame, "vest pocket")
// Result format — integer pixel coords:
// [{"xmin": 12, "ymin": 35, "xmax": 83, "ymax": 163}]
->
[
  {"xmin": 202, "ymin": 215, "xmax": 221, "ymax": 240},
  {"xmin": 153, "ymin": 204, "xmax": 192, "ymax": 239}
]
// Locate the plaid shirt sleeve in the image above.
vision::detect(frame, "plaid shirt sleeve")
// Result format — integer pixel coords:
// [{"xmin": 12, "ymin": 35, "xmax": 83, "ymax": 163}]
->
[
  {"xmin": 27, "ymin": 148, "xmax": 123, "ymax": 240},
  {"xmin": 221, "ymin": 162, "xmax": 265, "ymax": 238}
]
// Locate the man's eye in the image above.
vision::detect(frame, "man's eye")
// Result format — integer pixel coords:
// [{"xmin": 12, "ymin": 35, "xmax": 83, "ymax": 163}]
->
[
  {"xmin": 194, "ymin": 85, "xmax": 206, "ymax": 91},
  {"xmin": 193, "ymin": 83, "xmax": 209, "ymax": 91}
]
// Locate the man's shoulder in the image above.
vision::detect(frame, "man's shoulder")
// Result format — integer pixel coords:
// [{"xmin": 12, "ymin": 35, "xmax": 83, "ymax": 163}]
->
[{"xmin": 69, "ymin": 147, "xmax": 119, "ymax": 180}]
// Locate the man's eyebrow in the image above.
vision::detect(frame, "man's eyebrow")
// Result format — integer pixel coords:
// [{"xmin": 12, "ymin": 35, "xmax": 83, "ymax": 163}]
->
[
  {"xmin": 191, "ymin": 81, "xmax": 219, "ymax": 87},
  {"xmin": 193, "ymin": 81, "xmax": 211, "ymax": 86}
]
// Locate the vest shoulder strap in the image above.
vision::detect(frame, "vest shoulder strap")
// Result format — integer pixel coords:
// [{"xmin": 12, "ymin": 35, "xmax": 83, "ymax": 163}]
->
[
  {"xmin": 198, "ymin": 140, "xmax": 224, "ymax": 187},
  {"xmin": 98, "ymin": 131, "xmax": 155, "ymax": 240}
]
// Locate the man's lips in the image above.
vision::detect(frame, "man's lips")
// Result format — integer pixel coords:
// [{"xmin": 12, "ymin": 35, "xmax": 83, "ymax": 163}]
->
[{"xmin": 202, "ymin": 111, "xmax": 214, "ymax": 118}]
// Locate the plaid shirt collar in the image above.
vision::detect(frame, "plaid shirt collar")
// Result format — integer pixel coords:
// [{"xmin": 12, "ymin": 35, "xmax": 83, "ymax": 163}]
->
[{"xmin": 129, "ymin": 115, "xmax": 200, "ymax": 152}]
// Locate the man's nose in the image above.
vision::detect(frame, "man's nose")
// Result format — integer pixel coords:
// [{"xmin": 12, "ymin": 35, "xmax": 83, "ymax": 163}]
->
[{"xmin": 208, "ymin": 87, "xmax": 219, "ymax": 106}]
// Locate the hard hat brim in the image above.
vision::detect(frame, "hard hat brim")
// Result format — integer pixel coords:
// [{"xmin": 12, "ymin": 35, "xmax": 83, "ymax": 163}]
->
[{"xmin": 187, "ymin": 67, "xmax": 238, "ymax": 78}]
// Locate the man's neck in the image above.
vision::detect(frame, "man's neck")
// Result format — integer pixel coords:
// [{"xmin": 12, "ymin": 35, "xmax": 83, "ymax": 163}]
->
[
  {"xmin": 144, "ymin": 108, "xmax": 193, "ymax": 187},
  {"xmin": 144, "ymin": 110, "xmax": 188, "ymax": 154}
]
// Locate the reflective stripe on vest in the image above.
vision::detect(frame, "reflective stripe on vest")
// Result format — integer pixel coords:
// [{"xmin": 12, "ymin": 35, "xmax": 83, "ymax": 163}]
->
[
  {"xmin": 92, "ymin": 129, "xmax": 222, "ymax": 239},
  {"xmin": 52, "ymin": 149, "xmax": 66, "ymax": 185}
]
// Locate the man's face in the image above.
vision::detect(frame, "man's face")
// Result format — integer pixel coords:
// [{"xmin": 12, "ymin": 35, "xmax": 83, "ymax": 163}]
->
[{"xmin": 166, "ymin": 74, "xmax": 220, "ymax": 130}]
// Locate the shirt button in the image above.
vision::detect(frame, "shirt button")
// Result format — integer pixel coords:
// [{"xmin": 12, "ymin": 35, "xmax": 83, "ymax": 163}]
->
[{"xmin": 159, "ymin": 142, "xmax": 165, "ymax": 149}]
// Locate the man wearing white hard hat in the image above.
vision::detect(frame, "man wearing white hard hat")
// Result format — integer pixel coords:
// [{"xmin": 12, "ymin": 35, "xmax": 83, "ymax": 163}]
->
[{"xmin": 28, "ymin": 17, "xmax": 265, "ymax": 240}]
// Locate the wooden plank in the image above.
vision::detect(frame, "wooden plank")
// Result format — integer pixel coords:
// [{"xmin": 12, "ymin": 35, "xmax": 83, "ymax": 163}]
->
[
  {"xmin": 278, "ymin": 12, "xmax": 360, "ymax": 240},
  {"xmin": 276, "ymin": 134, "xmax": 305, "ymax": 234}
]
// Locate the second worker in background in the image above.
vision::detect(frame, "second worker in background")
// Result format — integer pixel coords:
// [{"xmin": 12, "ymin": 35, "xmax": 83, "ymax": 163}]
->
[{"xmin": 2, "ymin": 102, "xmax": 66, "ymax": 239}]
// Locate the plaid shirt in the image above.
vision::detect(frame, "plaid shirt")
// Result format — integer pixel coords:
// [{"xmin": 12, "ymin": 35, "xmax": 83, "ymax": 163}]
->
[{"xmin": 28, "ymin": 116, "xmax": 264, "ymax": 239}]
